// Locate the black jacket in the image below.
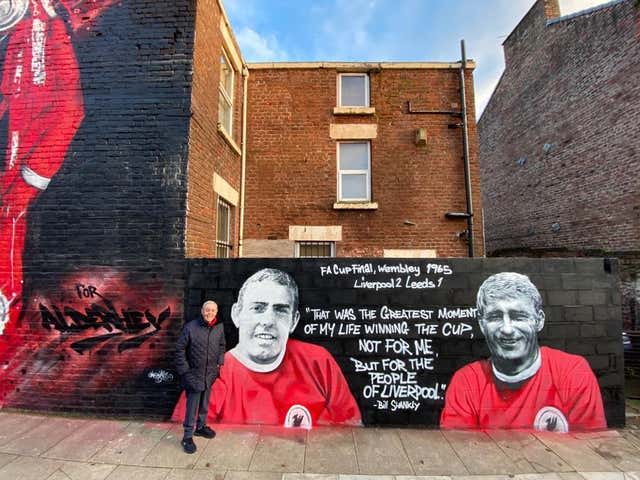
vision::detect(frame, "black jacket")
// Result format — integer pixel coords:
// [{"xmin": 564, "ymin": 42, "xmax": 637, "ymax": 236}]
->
[{"xmin": 175, "ymin": 316, "xmax": 226, "ymax": 392}]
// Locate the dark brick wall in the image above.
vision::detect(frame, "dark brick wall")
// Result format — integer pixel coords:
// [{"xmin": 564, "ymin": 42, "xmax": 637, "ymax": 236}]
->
[
  {"xmin": 0, "ymin": 0, "xmax": 195, "ymax": 417},
  {"xmin": 478, "ymin": 0, "xmax": 639, "ymax": 331},
  {"xmin": 244, "ymin": 65, "xmax": 484, "ymax": 257},
  {"xmin": 186, "ymin": 257, "xmax": 624, "ymax": 428}
]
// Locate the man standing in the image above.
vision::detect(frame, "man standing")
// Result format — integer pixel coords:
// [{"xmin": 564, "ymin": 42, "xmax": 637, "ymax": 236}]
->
[
  {"xmin": 172, "ymin": 268, "xmax": 361, "ymax": 428},
  {"xmin": 175, "ymin": 300, "xmax": 225, "ymax": 453},
  {"xmin": 441, "ymin": 272, "xmax": 606, "ymax": 432}
]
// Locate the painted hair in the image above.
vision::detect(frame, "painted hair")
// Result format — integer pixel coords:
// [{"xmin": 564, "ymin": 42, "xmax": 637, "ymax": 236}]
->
[
  {"xmin": 476, "ymin": 272, "xmax": 542, "ymax": 318},
  {"xmin": 237, "ymin": 268, "xmax": 299, "ymax": 313}
]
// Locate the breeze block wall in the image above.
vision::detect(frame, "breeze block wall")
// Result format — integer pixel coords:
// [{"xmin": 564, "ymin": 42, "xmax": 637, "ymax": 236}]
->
[
  {"xmin": 186, "ymin": 257, "xmax": 624, "ymax": 428},
  {"xmin": 478, "ymin": 0, "xmax": 640, "ymax": 329},
  {"xmin": 0, "ymin": 0, "xmax": 195, "ymax": 416}
]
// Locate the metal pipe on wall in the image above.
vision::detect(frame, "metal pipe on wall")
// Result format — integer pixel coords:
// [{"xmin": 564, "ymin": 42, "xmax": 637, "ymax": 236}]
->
[{"xmin": 459, "ymin": 40, "xmax": 475, "ymax": 257}]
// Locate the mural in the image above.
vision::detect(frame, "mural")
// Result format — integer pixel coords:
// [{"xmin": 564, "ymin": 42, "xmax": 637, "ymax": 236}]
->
[
  {"xmin": 182, "ymin": 260, "xmax": 622, "ymax": 429},
  {"xmin": 0, "ymin": 0, "xmax": 119, "ymax": 336},
  {"xmin": 440, "ymin": 272, "xmax": 606, "ymax": 431},
  {"xmin": 0, "ymin": 270, "xmax": 179, "ymax": 412},
  {"xmin": 173, "ymin": 268, "xmax": 362, "ymax": 429},
  {"xmin": 0, "ymin": 0, "xmax": 193, "ymax": 415}
]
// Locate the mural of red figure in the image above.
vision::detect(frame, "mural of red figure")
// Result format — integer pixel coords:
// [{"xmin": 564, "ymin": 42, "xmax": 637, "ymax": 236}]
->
[
  {"xmin": 173, "ymin": 269, "xmax": 362, "ymax": 428},
  {"xmin": 440, "ymin": 272, "xmax": 606, "ymax": 432},
  {"xmin": 0, "ymin": 0, "xmax": 118, "ymax": 335}
]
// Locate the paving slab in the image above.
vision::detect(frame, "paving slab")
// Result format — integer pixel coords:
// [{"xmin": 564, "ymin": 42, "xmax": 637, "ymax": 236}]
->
[
  {"xmin": 102, "ymin": 464, "xmax": 172, "ymax": 480},
  {"xmin": 57, "ymin": 461, "xmax": 117, "ymax": 480},
  {"xmin": 249, "ymin": 426, "xmax": 306, "ymax": 473},
  {"xmin": 225, "ymin": 471, "xmax": 284, "ymax": 480},
  {"xmin": 43, "ymin": 419, "xmax": 128, "ymax": 461},
  {"xmin": 353, "ymin": 428, "xmax": 413, "ymax": 476},
  {"xmin": 624, "ymin": 473, "xmax": 640, "ymax": 479},
  {"xmin": 283, "ymin": 474, "xmax": 339, "ymax": 480},
  {"xmin": 534, "ymin": 433, "xmax": 619, "ymax": 473},
  {"xmin": 584, "ymin": 435, "xmax": 640, "ymax": 471},
  {"xmin": 0, "ymin": 416, "xmax": 84, "ymax": 456},
  {"xmin": 577, "ymin": 473, "xmax": 625, "ymax": 480},
  {"xmin": 513, "ymin": 474, "xmax": 566, "ymax": 479},
  {"xmin": 620, "ymin": 432, "xmax": 640, "ymax": 451},
  {"xmin": 397, "ymin": 429, "xmax": 468, "ymax": 476},
  {"xmin": 91, "ymin": 421, "xmax": 170, "ymax": 465},
  {"xmin": 396, "ymin": 476, "xmax": 453, "ymax": 480},
  {"xmin": 304, "ymin": 428, "xmax": 358, "ymax": 475},
  {"xmin": 142, "ymin": 423, "xmax": 203, "ymax": 469},
  {"xmin": 449, "ymin": 476, "xmax": 510, "ymax": 480},
  {"xmin": 0, "ymin": 453, "xmax": 16, "ymax": 469},
  {"xmin": 338, "ymin": 475, "xmax": 394, "ymax": 480},
  {"xmin": 487, "ymin": 429, "xmax": 573, "ymax": 473},
  {"xmin": 0, "ymin": 412, "xmax": 50, "ymax": 447},
  {"xmin": 442, "ymin": 430, "xmax": 526, "ymax": 475},
  {"xmin": 195, "ymin": 425, "xmax": 259, "ymax": 471},
  {"xmin": 0, "ymin": 455, "xmax": 61, "ymax": 480},
  {"xmin": 557, "ymin": 474, "xmax": 588, "ymax": 480},
  {"xmin": 165, "ymin": 468, "xmax": 226, "ymax": 480}
]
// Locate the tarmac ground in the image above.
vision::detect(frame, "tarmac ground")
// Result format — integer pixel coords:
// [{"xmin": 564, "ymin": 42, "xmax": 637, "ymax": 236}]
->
[{"xmin": 0, "ymin": 400, "xmax": 639, "ymax": 480}]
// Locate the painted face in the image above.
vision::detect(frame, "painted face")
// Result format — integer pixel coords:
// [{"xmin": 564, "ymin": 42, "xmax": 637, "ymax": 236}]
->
[
  {"xmin": 233, "ymin": 280, "xmax": 298, "ymax": 367},
  {"xmin": 479, "ymin": 296, "xmax": 544, "ymax": 372},
  {"xmin": 202, "ymin": 302, "xmax": 218, "ymax": 324}
]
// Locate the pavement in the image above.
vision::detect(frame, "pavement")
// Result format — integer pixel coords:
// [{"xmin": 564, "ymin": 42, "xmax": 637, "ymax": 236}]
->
[{"xmin": 0, "ymin": 401, "xmax": 639, "ymax": 480}]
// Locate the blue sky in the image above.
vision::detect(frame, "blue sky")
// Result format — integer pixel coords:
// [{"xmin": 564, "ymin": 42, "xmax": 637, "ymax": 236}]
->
[{"xmin": 223, "ymin": 0, "xmax": 609, "ymax": 117}]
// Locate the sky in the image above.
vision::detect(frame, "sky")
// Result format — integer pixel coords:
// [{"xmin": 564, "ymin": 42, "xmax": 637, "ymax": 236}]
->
[{"xmin": 223, "ymin": 0, "xmax": 611, "ymax": 118}]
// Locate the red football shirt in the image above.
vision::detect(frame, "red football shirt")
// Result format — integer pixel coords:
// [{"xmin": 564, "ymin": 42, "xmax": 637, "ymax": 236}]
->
[
  {"xmin": 440, "ymin": 347, "xmax": 606, "ymax": 431},
  {"xmin": 173, "ymin": 339, "xmax": 362, "ymax": 427}
]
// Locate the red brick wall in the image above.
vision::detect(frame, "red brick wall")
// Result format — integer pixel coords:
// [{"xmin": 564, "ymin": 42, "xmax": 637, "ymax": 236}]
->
[
  {"xmin": 244, "ymin": 65, "xmax": 484, "ymax": 257},
  {"xmin": 479, "ymin": 0, "xmax": 639, "ymax": 255},
  {"xmin": 185, "ymin": 0, "xmax": 244, "ymax": 258},
  {"xmin": 478, "ymin": 0, "xmax": 640, "ymax": 328}
]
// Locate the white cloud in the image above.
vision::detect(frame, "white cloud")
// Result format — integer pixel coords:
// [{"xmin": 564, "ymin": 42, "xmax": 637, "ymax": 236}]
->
[
  {"xmin": 235, "ymin": 27, "xmax": 289, "ymax": 62},
  {"xmin": 559, "ymin": 0, "xmax": 610, "ymax": 15}
]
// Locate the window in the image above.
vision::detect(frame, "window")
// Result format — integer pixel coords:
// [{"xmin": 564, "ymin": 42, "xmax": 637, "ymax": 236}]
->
[
  {"xmin": 216, "ymin": 197, "xmax": 233, "ymax": 258},
  {"xmin": 219, "ymin": 51, "xmax": 234, "ymax": 134},
  {"xmin": 296, "ymin": 242, "xmax": 335, "ymax": 258},
  {"xmin": 338, "ymin": 141, "xmax": 371, "ymax": 202},
  {"xmin": 338, "ymin": 73, "xmax": 369, "ymax": 107}
]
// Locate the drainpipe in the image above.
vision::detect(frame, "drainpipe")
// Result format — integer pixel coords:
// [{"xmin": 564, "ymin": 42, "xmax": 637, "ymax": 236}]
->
[
  {"xmin": 459, "ymin": 40, "xmax": 475, "ymax": 257},
  {"xmin": 238, "ymin": 65, "xmax": 249, "ymax": 257}
]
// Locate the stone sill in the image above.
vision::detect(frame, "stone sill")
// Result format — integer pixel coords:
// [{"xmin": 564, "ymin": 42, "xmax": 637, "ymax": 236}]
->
[
  {"xmin": 333, "ymin": 202, "xmax": 378, "ymax": 210},
  {"xmin": 217, "ymin": 123, "xmax": 242, "ymax": 156},
  {"xmin": 333, "ymin": 106, "xmax": 375, "ymax": 115}
]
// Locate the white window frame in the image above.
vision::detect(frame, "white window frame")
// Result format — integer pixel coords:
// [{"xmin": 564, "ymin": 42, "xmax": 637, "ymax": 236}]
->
[
  {"xmin": 295, "ymin": 241, "xmax": 336, "ymax": 258},
  {"xmin": 216, "ymin": 196, "xmax": 233, "ymax": 258},
  {"xmin": 337, "ymin": 73, "xmax": 370, "ymax": 107},
  {"xmin": 219, "ymin": 49, "xmax": 234, "ymax": 135},
  {"xmin": 337, "ymin": 141, "xmax": 371, "ymax": 202}
]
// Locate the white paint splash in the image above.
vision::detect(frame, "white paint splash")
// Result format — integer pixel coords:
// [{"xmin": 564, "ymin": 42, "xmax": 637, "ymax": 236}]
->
[{"xmin": 31, "ymin": 18, "xmax": 46, "ymax": 86}]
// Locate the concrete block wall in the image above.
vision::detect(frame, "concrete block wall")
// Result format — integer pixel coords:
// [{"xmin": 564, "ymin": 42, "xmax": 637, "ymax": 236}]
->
[
  {"xmin": 186, "ymin": 257, "xmax": 624, "ymax": 428},
  {"xmin": 0, "ymin": 0, "xmax": 195, "ymax": 416}
]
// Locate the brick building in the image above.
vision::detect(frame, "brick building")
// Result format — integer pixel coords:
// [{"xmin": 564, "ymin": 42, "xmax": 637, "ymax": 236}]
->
[
  {"xmin": 478, "ymin": 0, "xmax": 640, "ymax": 328},
  {"xmin": 240, "ymin": 63, "xmax": 483, "ymax": 258},
  {"xmin": 184, "ymin": 3, "xmax": 485, "ymax": 260}
]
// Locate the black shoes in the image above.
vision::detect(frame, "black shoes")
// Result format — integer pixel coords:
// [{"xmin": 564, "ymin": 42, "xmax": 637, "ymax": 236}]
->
[
  {"xmin": 194, "ymin": 425, "xmax": 216, "ymax": 439},
  {"xmin": 181, "ymin": 437, "xmax": 197, "ymax": 454}
]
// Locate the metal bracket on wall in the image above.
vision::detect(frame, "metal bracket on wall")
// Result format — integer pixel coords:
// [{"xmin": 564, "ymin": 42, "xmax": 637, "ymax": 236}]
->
[{"xmin": 406, "ymin": 101, "xmax": 461, "ymax": 116}]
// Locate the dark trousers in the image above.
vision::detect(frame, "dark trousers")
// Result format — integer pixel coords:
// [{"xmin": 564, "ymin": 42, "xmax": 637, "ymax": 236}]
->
[{"xmin": 182, "ymin": 386, "xmax": 212, "ymax": 439}]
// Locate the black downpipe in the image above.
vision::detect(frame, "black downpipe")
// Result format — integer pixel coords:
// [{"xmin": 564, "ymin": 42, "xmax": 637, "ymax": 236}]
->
[{"xmin": 459, "ymin": 40, "xmax": 475, "ymax": 257}]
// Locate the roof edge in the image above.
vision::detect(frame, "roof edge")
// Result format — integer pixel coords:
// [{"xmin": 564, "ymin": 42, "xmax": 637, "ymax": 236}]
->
[{"xmin": 247, "ymin": 61, "xmax": 476, "ymax": 70}]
